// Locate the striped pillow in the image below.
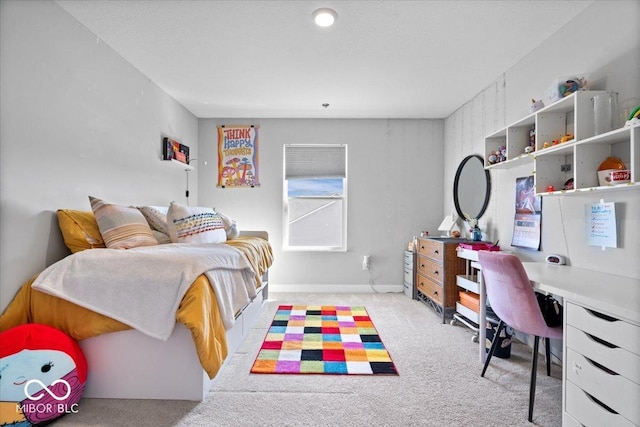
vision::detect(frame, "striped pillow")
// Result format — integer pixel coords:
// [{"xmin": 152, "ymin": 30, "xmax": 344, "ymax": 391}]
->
[
  {"xmin": 89, "ymin": 196, "xmax": 158, "ymax": 249},
  {"xmin": 166, "ymin": 202, "xmax": 226, "ymax": 244}
]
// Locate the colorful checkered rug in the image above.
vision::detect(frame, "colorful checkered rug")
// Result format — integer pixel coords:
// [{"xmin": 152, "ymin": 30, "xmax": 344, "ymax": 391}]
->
[{"xmin": 250, "ymin": 305, "xmax": 398, "ymax": 375}]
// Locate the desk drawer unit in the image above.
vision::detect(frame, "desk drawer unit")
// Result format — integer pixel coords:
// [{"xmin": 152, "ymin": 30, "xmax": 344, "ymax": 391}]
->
[
  {"xmin": 403, "ymin": 250, "xmax": 414, "ymax": 299},
  {"xmin": 565, "ymin": 302, "xmax": 640, "ymax": 427}
]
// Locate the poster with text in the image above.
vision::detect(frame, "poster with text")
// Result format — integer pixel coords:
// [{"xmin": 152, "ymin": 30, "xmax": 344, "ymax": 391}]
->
[
  {"xmin": 512, "ymin": 176, "xmax": 542, "ymax": 250},
  {"xmin": 217, "ymin": 125, "xmax": 259, "ymax": 188}
]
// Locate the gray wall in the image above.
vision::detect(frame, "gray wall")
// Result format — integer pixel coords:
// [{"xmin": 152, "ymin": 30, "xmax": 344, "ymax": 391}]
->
[
  {"xmin": 443, "ymin": 0, "xmax": 640, "ymax": 279},
  {"xmin": 198, "ymin": 119, "xmax": 444, "ymax": 292},
  {"xmin": 0, "ymin": 0, "xmax": 198, "ymax": 311}
]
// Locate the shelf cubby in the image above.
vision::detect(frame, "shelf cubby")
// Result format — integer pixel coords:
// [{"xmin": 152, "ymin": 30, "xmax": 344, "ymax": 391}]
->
[{"xmin": 485, "ymin": 90, "xmax": 639, "ymax": 196}]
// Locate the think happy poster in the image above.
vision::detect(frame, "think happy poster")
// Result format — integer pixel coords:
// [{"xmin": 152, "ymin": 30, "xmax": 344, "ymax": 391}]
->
[{"xmin": 217, "ymin": 125, "xmax": 259, "ymax": 188}]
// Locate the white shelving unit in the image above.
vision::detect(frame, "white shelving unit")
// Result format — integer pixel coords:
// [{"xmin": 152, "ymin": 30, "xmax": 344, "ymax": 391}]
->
[{"xmin": 484, "ymin": 90, "xmax": 640, "ymax": 196}]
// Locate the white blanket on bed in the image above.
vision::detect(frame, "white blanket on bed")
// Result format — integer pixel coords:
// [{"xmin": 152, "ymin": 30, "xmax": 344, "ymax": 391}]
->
[{"xmin": 31, "ymin": 243, "xmax": 256, "ymax": 340}]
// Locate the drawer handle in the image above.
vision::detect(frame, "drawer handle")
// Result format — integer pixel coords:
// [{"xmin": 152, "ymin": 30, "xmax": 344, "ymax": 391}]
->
[
  {"xmin": 433, "ymin": 249, "xmax": 439, "ymax": 254},
  {"xmin": 585, "ymin": 332, "xmax": 618, "ymax": 349},
  {"xmin": 585, "ymin": 308, "xmax": 618, "ymax": 322},
  {"xmin": 584, "ymin": 355, "xmax": 619, "ymax": 376},
  {"xmin": 433, "ymin": 290, "xmax": 438, "ymax": 295},
  {"xmin": 433, "ymin": 270, "xmax": 439, "ymax": 275},
  {"xmin": 582, "ymin": 390, "xmax": 619, "ymax": 414}
]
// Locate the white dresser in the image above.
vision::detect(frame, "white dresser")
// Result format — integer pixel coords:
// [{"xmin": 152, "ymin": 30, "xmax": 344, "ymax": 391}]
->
[
  {"xmin": 521, "ymin": 263, "xmax": 640, "ymax": 427},
  {"xmin": 564, "ymin": 302, "xmax": 640, "ymax": 427}
]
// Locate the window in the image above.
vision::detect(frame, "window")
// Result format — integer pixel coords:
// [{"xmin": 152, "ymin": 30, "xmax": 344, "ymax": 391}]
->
[{"xmin": 283, "ymin": 144, "xmax": 347, "ymax": 251}]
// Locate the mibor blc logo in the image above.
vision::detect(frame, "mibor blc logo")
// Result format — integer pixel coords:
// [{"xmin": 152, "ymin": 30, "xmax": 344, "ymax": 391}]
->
[
  {"xmin": 24, "ymin": 379, "xmax": 72, "ymax": 401},
  {"xmin": 18, "ymin": 378, "xmax": 79, "ymax": 416}
]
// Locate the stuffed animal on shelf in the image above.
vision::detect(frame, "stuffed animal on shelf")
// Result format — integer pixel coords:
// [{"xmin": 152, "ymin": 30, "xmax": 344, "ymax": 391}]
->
[
  {"xmin": 0, "ymin": 324, "xmax": 87, "ymax": 426},
  {"xmin": 529, "ymin": 99, "xmax": 545, "ymax": 113}
]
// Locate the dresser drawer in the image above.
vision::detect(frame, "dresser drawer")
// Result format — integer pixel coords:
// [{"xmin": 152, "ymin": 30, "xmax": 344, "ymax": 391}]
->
[
  {"xmin": 416, "ymin": 274, "xmax": 443, "ymax": 305},
  {"xmin": 566, "ymin": 348, "xmax": 640, "ymax": 425},
  {"xmin": 417, "ymin": 238, "xmax": 444, "ymax": 262},
  {"xmin": 567, "ymin": 302, "xmax": 640, "ymax": 356},
  {"xmin": 566, "ymin": 381, "xmax": 636, "ymax": 427},
  {"xmin": 567, "ymin": 325, "xmax": 640, "ymax": 383},
  {"xmin": 417, "ymin": 257, "xmax": 443, "ymax": 284}
]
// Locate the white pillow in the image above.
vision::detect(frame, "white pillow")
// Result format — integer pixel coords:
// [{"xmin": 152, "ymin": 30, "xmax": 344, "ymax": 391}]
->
[
  {"xmin": 217, "ymin": 210, "xmax": 240, "ymax": 240},
  {"xmin": 166, "ymin": 202, "xmax": 226, "ymax": 244}
]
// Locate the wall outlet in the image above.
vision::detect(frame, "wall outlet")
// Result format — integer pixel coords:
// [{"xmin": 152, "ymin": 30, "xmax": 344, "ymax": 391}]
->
[{"xmin": 362, "ymin": 255, "xmax": 370, "ymax": 270}]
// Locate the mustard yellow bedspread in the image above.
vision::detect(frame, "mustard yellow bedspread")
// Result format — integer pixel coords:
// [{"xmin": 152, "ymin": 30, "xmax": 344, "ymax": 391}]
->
[{"xmin": 0, "ymin": 237, "xmax": 273, "ymax": 379}]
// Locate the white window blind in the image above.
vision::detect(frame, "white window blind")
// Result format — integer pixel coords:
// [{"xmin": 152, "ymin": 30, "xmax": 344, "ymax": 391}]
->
[{"xmin": 284, "ymin": 145, "xmax": 347, "ymax": 179}]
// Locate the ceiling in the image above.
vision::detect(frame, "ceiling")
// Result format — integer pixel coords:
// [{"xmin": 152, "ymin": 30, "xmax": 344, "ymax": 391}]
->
[{"xmin": 55, "ymin": 0, "xmax": 593, "ymax": 119}]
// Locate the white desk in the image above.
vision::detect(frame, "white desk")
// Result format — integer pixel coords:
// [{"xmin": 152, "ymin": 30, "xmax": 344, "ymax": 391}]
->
[
  {"xmin": 456, "ymin": 250, "xmax": 640, "ymax": 425},
  {"xmin": 522, "ymin": 262, "xmax": 640, "ymax": 325},
  {"xmin": 456, "ymin": 248, "xmax": 640, "ymax": 361}
]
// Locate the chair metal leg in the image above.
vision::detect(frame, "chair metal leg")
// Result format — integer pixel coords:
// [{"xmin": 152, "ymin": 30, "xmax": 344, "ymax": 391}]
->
[
  {"xmin": 529, "ymin": 336, "xmax": 540, "ymax": 422},
  {"xmin": 481, "ymin": 320, "xmax": 504, "ymax": 377},
  {"xmin": 545, "ymin": 337, "xmax": 551, "ymax": 376}
]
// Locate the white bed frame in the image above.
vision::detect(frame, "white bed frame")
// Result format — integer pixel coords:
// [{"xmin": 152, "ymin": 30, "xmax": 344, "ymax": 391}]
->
[{"xmin": 79, "ymin": 231, "xmax": 269, "ymax": 401}]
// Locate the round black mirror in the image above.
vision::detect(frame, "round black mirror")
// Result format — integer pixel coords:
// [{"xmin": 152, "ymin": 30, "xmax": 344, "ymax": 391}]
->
[{"xmin": 453, "ymin": 154, "xmax": 491, "ymax": 220}]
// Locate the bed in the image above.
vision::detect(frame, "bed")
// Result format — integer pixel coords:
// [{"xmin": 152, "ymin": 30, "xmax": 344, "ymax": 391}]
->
[{"xmin": 0, "ymin": 203, "xmax": 273, "ymax": 401}]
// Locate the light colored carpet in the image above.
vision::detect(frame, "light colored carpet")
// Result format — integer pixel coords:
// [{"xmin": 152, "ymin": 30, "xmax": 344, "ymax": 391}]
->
[{"xmin": 56, "ymin": 292, "xmax": 562, "ymax": 426}]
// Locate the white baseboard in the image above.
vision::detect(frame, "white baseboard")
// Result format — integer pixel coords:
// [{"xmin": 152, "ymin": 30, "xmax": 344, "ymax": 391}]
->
[{"xmin": 269, "ymin": 283, "xmax": 404, "ymax": 294}]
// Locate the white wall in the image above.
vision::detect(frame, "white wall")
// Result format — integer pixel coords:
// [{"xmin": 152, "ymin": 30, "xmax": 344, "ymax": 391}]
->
[
  {"xmin": 198, "ymin": 119, "xmax": 444, "ymax": 291},
  {"xmin": 443, "ymin": 0, "xmax": 640, "ymax": 279},
  {"xmin": 0, "ymin": 0, "xmax": 198, "ymax": 311}
]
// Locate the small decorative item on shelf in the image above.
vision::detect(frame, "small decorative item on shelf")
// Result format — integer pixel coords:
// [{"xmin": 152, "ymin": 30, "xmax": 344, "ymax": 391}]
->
[
  {"xmin": 562, "ymin": 178, "xmax": 574, "ymax": 191},
  {"xmin": 597, "ymin": 156, "xmax": 630, "ymax": 186},
  {"xmin": 624, "ymin": 105, "xmax": 640, "ymax": 127},
  {"xmin": 472, "ymin": 226, "xmax": 482, "ymax": 242},
  {"xmin": 487, "ymin": 146, "xmax": 506, "ymax": 165},
  {"xmin": 546, "ymin": 75, "xmax": 588, "ymax": 103},
  {"xmin": 529, "ymin": 99, "xmax": 545, "ymax": 114},
  {"xmin": 560, "ymin": 133, "xmax": 574, "ymax": 143},
  {"xmin": 546, "ymin": 185, "xmax": 555, "ymax": 192},
  {"xmin": 593, "ymin": 91, "xmax": 620, "ymax": 135},
  {"xmin": 524, "ymin": 126, "xmax": 535, "ymax": 154},
  {"xmin": 464, "ymin": 214, "xmax": 482, "ymax": 241}
]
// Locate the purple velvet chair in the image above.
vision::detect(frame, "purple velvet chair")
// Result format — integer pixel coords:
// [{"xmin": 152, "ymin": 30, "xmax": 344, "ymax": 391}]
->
[{"xmin": 477, "ymin": 251, "xmax": 563, "ymax": 422}]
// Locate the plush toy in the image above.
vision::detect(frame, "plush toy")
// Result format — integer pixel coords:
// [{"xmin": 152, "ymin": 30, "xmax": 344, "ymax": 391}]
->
[
  {"xmin": 529, "ymin": 99, "xmax": 545, "ymax": 113},
  {"xmin": 0, "ymin": 324, "xmax": 87, "ymax": 426}
]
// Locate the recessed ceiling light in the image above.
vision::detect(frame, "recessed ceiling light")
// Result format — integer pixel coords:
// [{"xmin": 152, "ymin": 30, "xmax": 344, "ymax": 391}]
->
[{"xmin": 312, "ymin": 8, "xmax": 338, "ymax": 27}]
